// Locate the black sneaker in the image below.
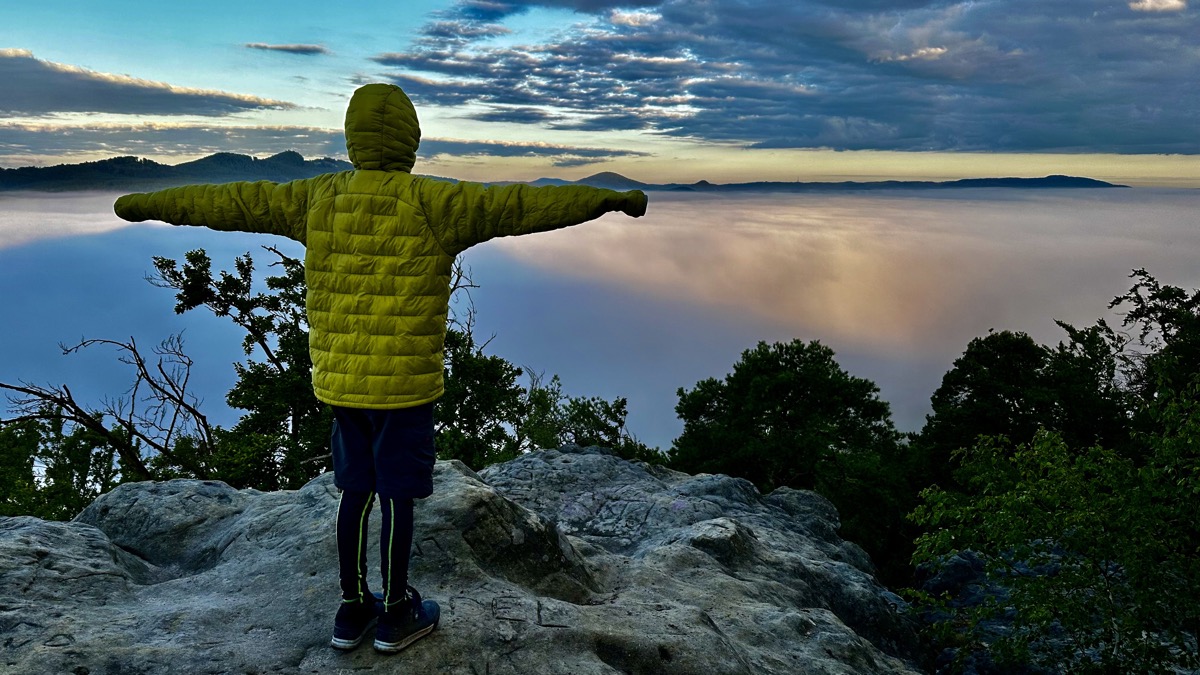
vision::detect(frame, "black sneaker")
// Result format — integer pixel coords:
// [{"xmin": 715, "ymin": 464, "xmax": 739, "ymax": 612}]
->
[
  {"xmin": 330, "ymin": 597, "xmax": 380, "ymax": 650},
  {"xmin": 373, "ymin": 585, "xmax": 440, "ymax": 654}
]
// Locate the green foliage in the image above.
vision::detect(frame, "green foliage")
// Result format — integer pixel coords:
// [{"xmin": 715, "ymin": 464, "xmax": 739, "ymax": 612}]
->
[
  {"xmin": 558, "ymin": 394, "xmax": 658, "ymax": 463},
  {"xmin": 516, "ymin": 373, "xmax": 658, "ymax": 464},
  {"xmin": 911, "ymin": 419, "xmax": 1199, "ymax": 673},
  {"xmin": 0, "ymin": 419, "xmax": 43, "ymax": 517},
  {"xmin": 435, "ymin": 331, "xmax": 658, "ymax": 470},
  {"xmin": 1043, "ymin": 321, "xmax": 1131, "ymax": 454},
  {"xmin": 515, "ymin": 372, "xmax": 566, "ymax": 453},
  {"xmin": 435, "ymin": 326, "xmax": 528, "ymax": 469},
  {"xmin": 668, "ymin": 339, "xmax": 912, "ymax": 584},
  {"xmin": 37, "ymin": 415, "xmax": 122, "ymax": 520},
  {"xmin": 0, "ymin": 408, "xmax": 123, "ymax": 520}
]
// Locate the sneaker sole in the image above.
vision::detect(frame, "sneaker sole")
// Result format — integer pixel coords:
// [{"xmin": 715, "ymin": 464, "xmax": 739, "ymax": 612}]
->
[
  {"xmin": 330, "ymin": 618, "xmax": 378, "ymax": 651},
  {"xmin": 372, "ymin": 621, "xmax": 438, "ymax": 654}
]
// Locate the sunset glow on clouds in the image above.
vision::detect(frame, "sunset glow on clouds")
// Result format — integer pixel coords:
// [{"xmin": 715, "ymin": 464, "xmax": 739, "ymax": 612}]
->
[
  {"xmin": 1128, "ymin": 0, "xmax": 1186, "ymax": 12},
  {"xmin": 1, "ymin": 0, "xmax": 1197, "ymax": 183},
  {"xmin": 486, "ymin": 190, "xmax": 1200, "ymax": 357}
]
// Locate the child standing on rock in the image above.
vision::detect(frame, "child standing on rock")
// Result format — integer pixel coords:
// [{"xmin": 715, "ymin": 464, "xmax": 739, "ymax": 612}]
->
[{"xmin": 115, "ymin": 83, "xmax": 648, "ymax": 654}]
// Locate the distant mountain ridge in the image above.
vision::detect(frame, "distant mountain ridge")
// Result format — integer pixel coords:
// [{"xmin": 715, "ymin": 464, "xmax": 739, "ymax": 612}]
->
[
  {"xmin": 558, "ymin": 173, "xmax": 1127, "ymax": 191},
  {"xmin": 0, "ymin": 152, "xmax": 353, "ymax": 192},
  {"xmin": 0, "ymin": 152, "xmax": 1127, "ymax": 192}
]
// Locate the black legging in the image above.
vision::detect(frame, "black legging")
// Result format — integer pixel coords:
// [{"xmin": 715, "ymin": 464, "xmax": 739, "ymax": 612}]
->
[{"xmin": 336, "ymin": 488, "xmax": 414, "ymax": 609}]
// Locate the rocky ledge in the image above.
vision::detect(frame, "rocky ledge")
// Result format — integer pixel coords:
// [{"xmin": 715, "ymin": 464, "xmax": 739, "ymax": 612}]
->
[{"xmin": 0, "ymin": 446, "xmax": 921, "ymax": 674}]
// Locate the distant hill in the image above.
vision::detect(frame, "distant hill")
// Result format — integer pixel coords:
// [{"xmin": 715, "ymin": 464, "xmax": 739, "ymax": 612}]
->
[
  {"xmin": 0, "ymin": 152, "xmax": 353, "ymax": 192},
  {"xmin": 574, "ymin": 171, "xmax": 651, "ymax": 190},
  {"xmin": 573, "ymin": 173, "xmax": 1127, "ymax": 192},
  {"xmin": 0, "ymin": 153, "xmax": 1127, "ymax": 192}
]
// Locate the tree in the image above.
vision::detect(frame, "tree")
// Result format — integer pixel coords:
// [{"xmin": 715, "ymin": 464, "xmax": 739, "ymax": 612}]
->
[
  {"xmin": 435, "ymin": 325, "xmax": 528, "ymax": 470},
  {"xmin": 1110, "ymin": 268, "xmax": 1200, "ymax": 425},
  {"xmin": 1042, "ymin": 321, "xmax": 1131, "ymax": 454},
  {"xmin": 150, "ymin": 247, "xmax": 329, "ymax": 489},
  {"xmin": 558, "ymin": 394, "xmax": 657, "ymax": 462},
  {"xmin": 31, "ymin": 412, "xmax": 122, "ymax": 521},
  {"xmin": 668, "ymin": 339, "xmax": 911, "ymax": 584},
  {"xmin": 435, "ymin": 345, "xmax": 658, "ymax": 470},
  {"xmin": 909, "ymin": 270, "xmax": 1200, "ymax": 673},
  {"xmin": 915, "ymin": 325, "xmax": 1131, "ymax": 492},
  {"xmin": 918, "ymin": 331, "xmax": 1054, "ymax": 489},
  {"xmin": 671, "ymin": 340, "xmax": 898, "ymax": 488},
  {"xmin": 515, "ymin": 372, "xmax": 657, "ymax": 463}
]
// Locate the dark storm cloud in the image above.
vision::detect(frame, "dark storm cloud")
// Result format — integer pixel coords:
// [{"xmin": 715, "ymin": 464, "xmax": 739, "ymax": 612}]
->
[
  {"xmin": 244, "ymin": 43, "xmax": 331, "ymax": 55},
  {"xmin": 371, "ymin": 0, "xmax": 1198, "ymax": 153},
  {"xmin": 467, "ymin": 106, "xmax": 560, "ymax": 124},
  {"xmin": 448, "ymin": 1, "xmax": 518, "ymax": 21},
  {"xmin": 0, "ymin": 50, "xmax": 293, "ymax": 117},
  {"xmin": 448, "ymin": 0, "xmax": 663, "ymax": 20}
]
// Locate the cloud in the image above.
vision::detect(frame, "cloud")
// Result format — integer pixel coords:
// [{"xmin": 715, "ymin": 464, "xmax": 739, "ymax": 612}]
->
[
  {"xmin": 447, "ymin": 0, "xmax": 664, "ymax": 20},
  {"xmin": 610, "ymin": 10, "xmax": 661, "ymax": 27},
  {"xmin": 0, "ymin": 50, "xmax": 293, "ymax": 117},
  {"xmin": 0, "ymin": 123, "xmax": 346, "ymax": 161},
  {"xmin": 450, "ymin": 1, "xmax": 524, "ymax": 21},
  {"xmin": 878, "ymin": 46, "xmax": 949, "ymax": 62},
  {"xmin": 368, "ymin": 0, "xmax": 1200, "ymax": 154},
  {"xmin": 420, "ymin": 137, "xmax": 648, "ymax": 165},
  {"xmin": 467, "ymin": 106, "xmax": 560, "ymax": 124},
  {"xmin": 419, "ymin": 21, "xmax": 511, "ymax": 41},
  {"xmin": 244, "ymin": 43, "xmax": 331, "ymax": 55},
  {"xmin": 0, "ymin": 122, "xmax": 644, "ymax": 168},
  {"xmin": 1128, "ymin": 0, "xmax": 1186, "ymax": 11}
]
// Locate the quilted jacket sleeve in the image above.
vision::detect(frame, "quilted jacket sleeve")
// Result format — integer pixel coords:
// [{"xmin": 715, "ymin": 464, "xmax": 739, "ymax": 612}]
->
[
  {"xmin": 114, "ymin": 179, "xmax": 312, "ymax": 244},
  {"xmin": 417, "ymin": 180, "xmax": 648, "ymax": 256}
]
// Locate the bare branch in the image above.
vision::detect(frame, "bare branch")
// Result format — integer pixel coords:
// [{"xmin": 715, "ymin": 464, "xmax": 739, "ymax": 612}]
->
[
  {"xmin": 2, "ymin": 334, "xmax": 216, "ymax": 481},
  {"xmin": 263, "ymin": 244, "xmax": 301, "ymax": 268},
  {"xmin": 299, "ymin": 452, "xmax": 331, "ymax": 466},
  {"xmin": 448, "ymin": 258, "xmax": 481, "ymax": 336}
]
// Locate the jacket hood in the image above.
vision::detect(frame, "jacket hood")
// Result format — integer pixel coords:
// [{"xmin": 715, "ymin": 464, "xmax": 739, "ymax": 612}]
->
[{"xmin": 344, "ymin": 83, "xmax": 421, "ymax": 173}]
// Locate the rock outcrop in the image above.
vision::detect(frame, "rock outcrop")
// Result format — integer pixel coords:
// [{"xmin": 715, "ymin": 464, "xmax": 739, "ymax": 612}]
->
[{"xmin": 0, "ymin": 446, "xmax": 921, "ymax": 674}]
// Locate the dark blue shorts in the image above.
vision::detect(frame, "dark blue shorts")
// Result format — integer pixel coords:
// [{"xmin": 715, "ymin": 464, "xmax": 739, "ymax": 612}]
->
[{"xmin": 330, "ymin": 403, "xmax": 436, "ymax": 499}]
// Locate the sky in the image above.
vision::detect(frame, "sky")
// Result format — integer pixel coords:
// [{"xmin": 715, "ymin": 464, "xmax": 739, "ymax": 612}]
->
[{"xmin": 2, "ymin": 0, "xmax": 1199, "ymax": 185}]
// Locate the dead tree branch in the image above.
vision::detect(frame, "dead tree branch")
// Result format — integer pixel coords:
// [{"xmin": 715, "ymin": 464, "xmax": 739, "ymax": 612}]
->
[{"xmin": 0, "ymin": 334, "xmax": 214, "ymax": 480}]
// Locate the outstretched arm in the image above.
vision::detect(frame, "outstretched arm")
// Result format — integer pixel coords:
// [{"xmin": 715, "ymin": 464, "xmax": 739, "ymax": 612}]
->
[
  {"xmin": 419, "ymin": 180, "xmax": 648, "ymax": 256},
  {"xmin": 114, "ymin": 179, "xmax": 312, "ymax": 244}
]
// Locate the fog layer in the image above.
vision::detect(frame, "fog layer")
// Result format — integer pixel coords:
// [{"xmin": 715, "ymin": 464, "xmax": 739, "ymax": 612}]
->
[{"xmin": 1, "ymin": 189, "xmax": 1197, "ymax": 448}]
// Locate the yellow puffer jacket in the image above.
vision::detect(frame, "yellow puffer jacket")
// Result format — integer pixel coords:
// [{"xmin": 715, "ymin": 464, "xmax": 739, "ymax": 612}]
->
[{"xmin": 115, "ymin": 83, "xmax": 648, "ymax": 409}]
